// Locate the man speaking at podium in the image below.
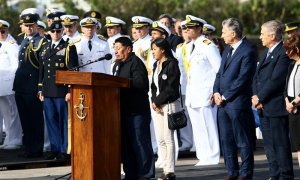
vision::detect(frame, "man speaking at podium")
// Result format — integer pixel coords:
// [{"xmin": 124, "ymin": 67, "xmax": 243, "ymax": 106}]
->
[{"xmin": 112, "ymin": 36, "xmax": 154, "ymax": 180}]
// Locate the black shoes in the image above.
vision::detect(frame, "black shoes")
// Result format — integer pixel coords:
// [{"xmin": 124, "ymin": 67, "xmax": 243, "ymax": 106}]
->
[
  {"xmin": 44, "ymin": 151, "xmax": 58, "ymax": 160},
  {"xmin": 44, "ymin": 152, "xmax": 70, "ymax": 161},
  {"xmin": 157, "ymin": 173, "xmax": 176, "ymax": 180}
]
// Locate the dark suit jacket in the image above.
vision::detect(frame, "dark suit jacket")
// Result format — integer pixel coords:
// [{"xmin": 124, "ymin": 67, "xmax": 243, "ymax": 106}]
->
[
  {"xmin": 38, "ymin": 39, "xmax": 78, "ymax": 97},
  {"xmin": 13, "ymin": 33, "xmax": 46, "ymax": 94},
  {"xmin": 213, "ymin": 38, "xmax": 257, "ymax": 109},
  {"xmin": 167, "ymin": 34, "xmax": 183, "ymax": 51},
  {"xmin": 252, "ymin": 42, "xmax": 292, "ymax": 117}
]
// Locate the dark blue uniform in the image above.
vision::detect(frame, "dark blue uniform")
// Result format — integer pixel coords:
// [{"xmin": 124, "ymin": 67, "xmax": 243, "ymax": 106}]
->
[
  {"xmin": 39, "ymin": 38, "xmax": 78, "ymax": 157},
  {"xmin": 13, "ymin": 33, "xmax": 46, "ymax": 157}
]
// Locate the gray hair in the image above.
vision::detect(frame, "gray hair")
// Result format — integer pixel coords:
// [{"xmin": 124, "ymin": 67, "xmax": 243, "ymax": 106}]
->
[
  {"xmin": 222, "ymin": 18, "xmax": 243, "ymax": 39},
  {"xmin": 261, "ymin": 20, "xmax": 283, "ymax": 40}
]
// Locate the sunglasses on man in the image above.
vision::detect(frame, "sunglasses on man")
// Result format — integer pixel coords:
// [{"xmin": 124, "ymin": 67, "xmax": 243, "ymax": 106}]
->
[{"xmin": 51, "ymin": 30, "xmax": 62, "ymax": 33}]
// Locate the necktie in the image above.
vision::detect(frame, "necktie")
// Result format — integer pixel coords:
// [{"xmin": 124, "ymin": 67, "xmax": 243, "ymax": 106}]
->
[
  {"xmin": 191, "ymin": 43, "xmax": 195, "ymax": 53},
  {"xmin": 225, "ymin": 46, "xmax": 234, "ymax": 67},
  {"xmin": 227, "ymin": 46, "xmax": 234, "ymax": 59},
  {"xmin": 52, "ymin": 44, "xmax": 56, "ymax": 50},
  {"xmin": 266, "ymin": 51, "xmax": 271, "ymax": 59},
  {"xmin": 0, "ymin": 43, "xmax": 2, "ymax": 48},
  {"xmin": 88, "ymin": 40, "xmax": 92, "ymax": 51}
]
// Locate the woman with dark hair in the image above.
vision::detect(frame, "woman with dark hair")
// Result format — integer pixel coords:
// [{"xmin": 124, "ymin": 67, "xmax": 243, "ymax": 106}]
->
[
  {"xmin": 283, "ymin": 31, "xmax": 300, "ymax": 167},
  {"xmin": 151, "ymin": 38, "xmax": 180, "ymax": 180}
]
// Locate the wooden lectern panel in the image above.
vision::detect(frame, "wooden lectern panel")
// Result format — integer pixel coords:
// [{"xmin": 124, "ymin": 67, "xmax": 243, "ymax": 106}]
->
[
  {"xmin": 56, "ymin": 71, "xmax": 129, "ymax": 180},
  {"xmin": 71, "ymin": 86, "xmax": 121, "ymax": 180}
]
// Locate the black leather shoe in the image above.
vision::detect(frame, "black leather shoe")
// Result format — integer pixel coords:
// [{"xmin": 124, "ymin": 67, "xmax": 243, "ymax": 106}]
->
[
  {"xmin": 56, "ymin": 153, "xmax": 70, "ymax": 161},
  {"xmin": 44, "ymin": 152, "xmax": 58, "ymax": 160},
  {"xmin": 158, "ymin": 173, "xmax": 176, "ymax": 180}
]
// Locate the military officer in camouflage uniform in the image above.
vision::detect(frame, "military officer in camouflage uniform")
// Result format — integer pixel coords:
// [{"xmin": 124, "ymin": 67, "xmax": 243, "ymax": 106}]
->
[{"xmin": 13, "ymin": 13, "xmax": 46, "ymax": 158}]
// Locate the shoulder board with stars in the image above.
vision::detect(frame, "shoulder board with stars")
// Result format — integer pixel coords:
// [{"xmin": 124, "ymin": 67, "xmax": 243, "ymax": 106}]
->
[
  {"xmin": 97, "ymin": 34, "xmax": 107, "ymax": 41},
  {"xmin": 8, "ymin": 39, "xmax": 15, "ymax": 44},
  {"xmin": 176, "ymin": 43, "xmax": 183, "ymax": 49},
  {"xmin": 203, "ymin": 39, "xmax": 211, "ymax": 45}
]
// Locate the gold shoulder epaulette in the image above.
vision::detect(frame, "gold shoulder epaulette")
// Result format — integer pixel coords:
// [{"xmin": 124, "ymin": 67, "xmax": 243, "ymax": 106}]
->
[
  {"xmin": 8, "ymin": 39, "xmax": 15, "ymax": 44},
  {"xmin": 18, "ymin": 32, "xmax": 25, "ymax": 36},
  {"xmin": 42, "ymin": 42, "xmax": 47, "ymax": 45},
  {"xmin": 203, "ymin": 39, "xmax": 211, "ymax": 45},
  {"xmin": 69, "ymin": 37, "xmax": 81, "ymax": 46},
  {"xmin": 176, "ymin": 43, "xmax": 183, "ymax": 49},
  {"xmin": 97, "ymin": 34, "xmax": 107, "ymax": 41}
]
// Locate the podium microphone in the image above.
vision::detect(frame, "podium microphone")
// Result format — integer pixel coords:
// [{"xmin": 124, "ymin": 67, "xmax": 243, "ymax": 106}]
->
[
  {"xmin": 70, "ymin": 54, "xmax": 113, "ymax": 71},
  {"xmin": 93, "ymin": 54, "xmax": 113, "ymax": 62}
]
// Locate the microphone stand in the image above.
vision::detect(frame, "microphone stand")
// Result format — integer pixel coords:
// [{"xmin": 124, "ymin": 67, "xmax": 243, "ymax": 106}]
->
[{"xmin": 69, "ymin": 59, "xmax": 104, "ymax": 71}]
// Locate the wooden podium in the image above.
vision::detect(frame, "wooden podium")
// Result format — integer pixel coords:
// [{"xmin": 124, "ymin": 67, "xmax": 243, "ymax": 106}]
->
[{"xmin": 56, "ymin": 71, "xmax": 130, "ymax": 180}]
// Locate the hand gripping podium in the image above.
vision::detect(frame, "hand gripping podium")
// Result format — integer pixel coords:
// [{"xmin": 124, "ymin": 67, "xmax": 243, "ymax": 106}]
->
[{"xmin": 56, "ymin": 71, "xmax": 130, "ymax": 180}]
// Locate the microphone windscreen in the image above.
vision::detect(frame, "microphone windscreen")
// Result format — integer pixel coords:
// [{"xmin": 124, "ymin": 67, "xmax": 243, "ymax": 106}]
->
[{"xmin": 105, "ymin": 54, "xmax": 112, "ymax": 60}]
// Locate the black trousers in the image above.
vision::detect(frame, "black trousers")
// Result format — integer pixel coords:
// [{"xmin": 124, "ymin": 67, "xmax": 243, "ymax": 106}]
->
[
  {"xmin": 15, "ymin": 92, "xmax": 44, "ymax": 155},
  {"xmin": 260, "ymin": 115, "xmax": 294, "ymax": 179}
]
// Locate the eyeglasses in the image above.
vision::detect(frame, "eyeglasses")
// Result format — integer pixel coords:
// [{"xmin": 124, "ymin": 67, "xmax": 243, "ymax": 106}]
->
[
  {"xmin": 51, "ymin": 30, "xmax": 62, "ymax": 33},
  {"xmin": 0, "ymin": 30, "xmax": 7, "ymax": 34}
]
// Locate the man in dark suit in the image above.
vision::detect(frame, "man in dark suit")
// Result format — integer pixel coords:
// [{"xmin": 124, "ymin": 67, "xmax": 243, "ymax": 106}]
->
[
  {"xmin": 252, "ymin": 20, "xmax": 294, "ymax": 180},
  {"xmin": 158, "ymin": 14, "xmax": 183, "ymax": 51},
  {"xmin": 13, "ymin": 13, "xmax": 46, "ymax": 158},
  {"xmin": 213, "ymin": 18, "xmax": 256, "ymax": 180},
  {"xmin": 38, "ymin": 21, "xmax": 78, "ymax": 160}
]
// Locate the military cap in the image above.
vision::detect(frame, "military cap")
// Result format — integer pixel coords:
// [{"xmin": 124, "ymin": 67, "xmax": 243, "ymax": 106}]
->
[
  {"xmin": 20, "ymin": 8, "xmax": 43, "ymax": 19},
  {"xmin": 83, "ymin": 11, "xmax": 101, "ymax": 20},
  {"xmin": 185, "ymin": 15, "xmax": 206, "ymax": 27},
  {"xmin": 150, "ymin": 21, "xmax": 171, "ymax": 37},
  {"xmin": 105, "ymin": 16, "xmax": 126, "ymax": 27},
  {"xmin": 61, "ymin": 15, "xmax": 79, "ymax": 26},
  {"xmin": 0, "ymin": 20, "xmax": 10, "ymax": 28},
  {"xmin": 80, "ymin": 17, "xmax": 97, "ymax": 27},
  {"xmin": 203, "ymin": 24, "xmax": 216, "ymax": 33},
  {"xmin": 285, "ymin": 21, "xmax": 300, "ymax": 32},
  {"xmin": 131, "ymin": 16, "xmax": 153, "ymax": 28},
  {"xmin": 37, "ymin": 20, "xmax": 46, "ymax": 29},
  {"xmin": 46, "ymin": 8, "xmax": 65, "ymax": 20},
  {"xmin": 180, "ymin": 20, "xmax": 187, "ymax": 29},
  {"xmin": 49, "ymin": 21, "xmax": 63, "ymax": 30},
  {"xmin": 21, "ymin": 13, "xmax": 39, "ymax": 25}
]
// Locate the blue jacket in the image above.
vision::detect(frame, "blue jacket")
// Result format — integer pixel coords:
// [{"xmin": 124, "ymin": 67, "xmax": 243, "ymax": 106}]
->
[
  {"xmin": 252, "ymin": 42, "xmax": 291, "ymax": 117},
  {"xmin": 213, "ymin": 38, "xmax": 257, "ymax": 109}
]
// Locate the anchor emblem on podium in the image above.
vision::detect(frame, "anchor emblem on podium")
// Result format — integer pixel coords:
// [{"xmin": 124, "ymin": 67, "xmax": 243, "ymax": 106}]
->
[{"xmin": 74, "ymin": 92, "xmax": 89, "ymax": 121}]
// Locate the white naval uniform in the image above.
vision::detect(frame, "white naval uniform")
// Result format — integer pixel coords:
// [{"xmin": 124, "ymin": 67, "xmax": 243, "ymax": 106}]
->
[
  {"xmin": 62, "ymin": 31, "xmax": 80, "ymax": 43},
  {"xmin": 185, "ymin": 35, "xmax": 221, "ymax": 165},
  {"xmin": 133, "ymin": 34, "xmax": 151, "ymax": 63},
  {"xmin": 175, "ymin": 42, "xmax": 194, "ymax": 151},
  {"xmin": 0, "ymin": 36, "xmax": 23, "ymax": 147},
  {"xmin": 74, "ymin": 35, "xmax": 111, "ymax": 74}
]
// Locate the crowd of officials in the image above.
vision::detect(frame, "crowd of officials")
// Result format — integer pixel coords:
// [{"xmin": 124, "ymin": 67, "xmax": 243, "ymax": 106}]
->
[{"xmin": 0, "ymin": 6, "xmax": 300, "ymax": 180}]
